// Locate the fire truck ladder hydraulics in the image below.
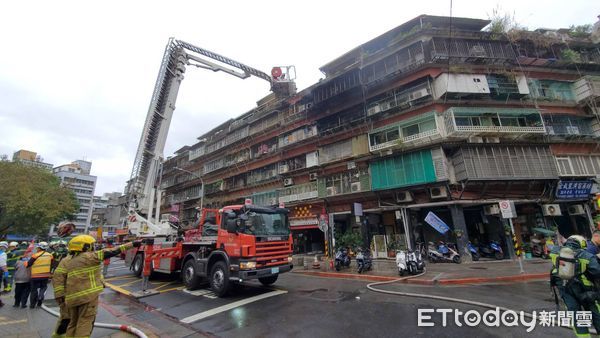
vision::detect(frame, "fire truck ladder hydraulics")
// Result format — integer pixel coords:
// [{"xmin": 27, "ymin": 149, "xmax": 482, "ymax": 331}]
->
[{"xmin": 127, "ymin": 38, "xmax": 293, "ymax": 236}]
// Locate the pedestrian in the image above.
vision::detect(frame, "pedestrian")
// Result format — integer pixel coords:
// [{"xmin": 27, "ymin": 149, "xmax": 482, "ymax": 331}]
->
[
  {"xmin": 587, "ymin": 230, "xmax": 600, "ymax": 255},
  {"xmin": 28, "ymin": 241, "xmax": 53, "ymax": 308},
  {"xmin": 0, "ymin": 241, "xmax": 8, "ymax": 307},
  {"xmin": 52, "ymin": 235, "xmax": 140, "ymax": 338},
  {"xmin": 13, "ymin": 255, "xmax": 31, "ymax": 308},
  {"xmin": 550, "ymin": 235, "xmax": 600, "ymax": 336}
]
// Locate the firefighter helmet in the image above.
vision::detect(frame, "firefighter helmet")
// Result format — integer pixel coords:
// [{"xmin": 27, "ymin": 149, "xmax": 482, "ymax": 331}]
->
[
  {"xmin": 0, "ymin": 241, "xmax": 8, "ymax": 249},
  {"xmin": 68, "ymin": 235, "xmax": 96, "ymax": 252},
  {"xmin": 37, "ymin": 242, "xmax": 49, "ymax": 250},
  {"xmin": 566, "ymin": 235, "xmax": 587, "ymax": 250},
  {"xmin": 9, "ymin": 241, "xmax": 18, "ymax": 248}
]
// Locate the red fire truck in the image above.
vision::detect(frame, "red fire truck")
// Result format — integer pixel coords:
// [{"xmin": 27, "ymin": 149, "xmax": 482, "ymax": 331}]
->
[{"xmin": 125, "ymin": 201, "xmax": 293, "ymax": 297}]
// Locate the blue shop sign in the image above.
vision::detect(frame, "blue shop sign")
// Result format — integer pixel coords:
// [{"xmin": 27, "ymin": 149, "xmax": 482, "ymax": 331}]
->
[
  {"xmin": 425, "ymin": 211, "xmax": 450, "ymax": 234},
  {"xmin": 556, "ymin": 180, "xmax": 593, "ymax": 199}
]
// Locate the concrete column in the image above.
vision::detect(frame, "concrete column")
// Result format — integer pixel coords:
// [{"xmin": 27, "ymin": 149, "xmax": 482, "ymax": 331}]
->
[
  {"xmin": 503, "ymin": 218, "xmax": 517, "ymax": 260},
  {"xmin": 449, "ymin": 205, "xmax": 471, "ymax": 262}
]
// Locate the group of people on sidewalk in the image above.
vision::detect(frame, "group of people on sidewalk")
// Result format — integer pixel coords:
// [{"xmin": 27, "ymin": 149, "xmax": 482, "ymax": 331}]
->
[
  {"xmin": 0, "ymin": 240, "xmax": 57, "ymax": 308},
  {"xmin": 0, "ymin": 221, "xmax": 141, "ymax": 338}
]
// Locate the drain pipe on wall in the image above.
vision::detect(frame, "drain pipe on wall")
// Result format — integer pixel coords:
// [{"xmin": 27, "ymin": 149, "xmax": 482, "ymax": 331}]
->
[{"xmin": 41, "ymin": 304, "xmax": 149, "ymax": 338}]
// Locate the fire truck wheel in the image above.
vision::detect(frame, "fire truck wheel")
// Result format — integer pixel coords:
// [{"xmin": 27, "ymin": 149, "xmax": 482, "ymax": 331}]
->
[
  {"xmin": 210, "ymin": 261, "xmax": 230, "ymax": 297},
  {"xmin": 258, "ymin": 275, "xmax": 278, "ymax": 286},
  {"xmin": 132, "ymin": 254, "xmax": 144, "ymax": 277},
  {"xmin": 182, "ymin": 259, "xmax": 202, "ymax": 290}
]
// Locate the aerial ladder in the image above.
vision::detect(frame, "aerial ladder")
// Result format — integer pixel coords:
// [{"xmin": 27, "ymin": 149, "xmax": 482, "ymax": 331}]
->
[{"xmin": 125, "ymin": 38, "xmax": 295, "ymax": 237}]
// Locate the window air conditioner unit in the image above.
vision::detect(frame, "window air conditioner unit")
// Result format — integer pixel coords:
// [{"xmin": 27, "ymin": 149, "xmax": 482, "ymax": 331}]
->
[
  {"xmin": 367, "ymin": 105, "xmax": 381, "ymax": 116},
  {"xmin": 568, "ymin": 204, "xmax": 585, "ymax": 215},
  {"xmin": 468, "ymin": 136, "xmax": 484, "ymax": 143},
  {"xmin": 484, "ymin": 204, "xmax": 500, "ymax": 215},
  {"xmin": 542, "ymin": 204, "xmax": 562, "ymax": 216},
  {"xmin": 396, "ymin": 191, "xmax": 413, "ymax": 203},
  {"xmin": 309, "ymin": 173, "xmax": 318, "ymax": 181},
  {"xmin": 283, "ymin": 178, "xmax": 294, "ymax": 186},
  {"xmin": 350, "ymin": 182, "xmax": 361, "ymax": 193},
  {"xmin": 379, "ymin": 101, "xmax": 390, "ymax": 111},
  {"xmin": 429, "ymin": 186, "xmax": 448, "ymax": 199},
  {"xmin": 326, "ymin": 187, "xmax": 336, "ymax": 196}
]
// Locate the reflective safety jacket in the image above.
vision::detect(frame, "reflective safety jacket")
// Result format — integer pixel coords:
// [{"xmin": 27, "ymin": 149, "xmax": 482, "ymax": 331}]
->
[
  {"xmin": 6, "ymin": 249, "xmax": 24, "ymax": 272},
  {"xmin": 52, "ymin": 255, "xmax": 72, "ymax": 299},
  {"xmin": 53, "ymin": 243, "xmax": 133, "ymax": 308},
  {"xmin": 30, "ymin": 251, "xmax": 53, "ymax": 279}
]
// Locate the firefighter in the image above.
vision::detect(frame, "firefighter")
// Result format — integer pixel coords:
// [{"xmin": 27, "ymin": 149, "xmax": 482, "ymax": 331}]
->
[
  {"xmin": 550, "ymin": 235, "xmax": 600, "ymax": 337},
  {"xmin": 52, "ymin": 235, "xmax": 140, "ymax": 338},
  {"xmin": 52, "ymin": 240, "xmax": 68, "ymax": 272},
  {"xmin": 28, "ymin": 241, "xmax": 53, "ymax": 308},
  {"xmin": 4, "ymin": 241, "xmax": 22, "ymax": 294}
]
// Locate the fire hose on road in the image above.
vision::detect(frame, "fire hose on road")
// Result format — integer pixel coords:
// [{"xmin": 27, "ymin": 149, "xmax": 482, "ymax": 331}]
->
[
  {"xmin": 366, "ymin": 270, "xmax": 573, "ymax": 333},
  {"xmin": 41, "ymin": 303, "xmax": 149, "ymax": 338}
]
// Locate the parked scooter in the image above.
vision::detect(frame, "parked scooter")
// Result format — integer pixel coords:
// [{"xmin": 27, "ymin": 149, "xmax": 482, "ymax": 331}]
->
[
  {"xmin": 335, "ymin": 247, "xmax": 351, "ymax": 271},
  {"xmin": 396, "ymin": 248, "xmax": 425, "ymax": 275},
  {"xmin": 428, "ymin": 241, "xmax": 461, "ymax": 263},
  {"xmin": 479, "ymin": 241, "xmax": 504, "ymax": 260},
  {"xmin": 356, "ymin": 248, "xmax": 373, "ymax": 274},
  {"xmin": 467, "ymin": 241, "xmax": 480, "ymax": 261}
]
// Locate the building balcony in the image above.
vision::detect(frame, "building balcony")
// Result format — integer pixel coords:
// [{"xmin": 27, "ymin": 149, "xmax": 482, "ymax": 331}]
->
[
  {"xmin": 573, "ymin": 76, "xmax": 600, "ymax": 103},
  {"xmin": 444, "ymin": 107, "xmax": 546, "ymax": 137},
  {"xmin": 544, "ymin": 115, "xmax": 598, "ymax": 138},
  {"xmin": 367, "ymin": 81, "xmax": 432, "ymax": 117},
  {"xmin": 369, "ymin": 112, "xmax": 442, "ymax": 152},
  {"xmin": 278, "ymin": 182, "xmax": 319, "ymax": 204}
]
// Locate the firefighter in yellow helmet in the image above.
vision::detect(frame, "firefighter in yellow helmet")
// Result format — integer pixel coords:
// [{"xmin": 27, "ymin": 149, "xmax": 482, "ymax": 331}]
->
[{"xmin": 51, "ymin": 235, "xmax": 140, "ymax": 338}]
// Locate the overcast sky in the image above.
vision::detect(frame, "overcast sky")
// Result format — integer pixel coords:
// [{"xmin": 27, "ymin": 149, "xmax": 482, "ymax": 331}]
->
[{"xmin": 0, "ymin": 0, "xmax": 597, "ymax": 195}]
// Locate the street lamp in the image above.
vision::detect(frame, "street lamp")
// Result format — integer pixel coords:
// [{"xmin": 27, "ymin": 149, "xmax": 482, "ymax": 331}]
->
[{"xmin": 173, "ymin": 167, "xmax": 204, "ymax": 210}]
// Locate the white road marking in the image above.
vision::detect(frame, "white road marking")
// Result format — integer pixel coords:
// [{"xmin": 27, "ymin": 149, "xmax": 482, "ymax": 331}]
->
[
  {"xmin": 182, "ymin": 289, "xmax": 219, "ymax": 299},
  {"xmin": 180, "ymin": 289, "xmax": 288, "ymax": 323}
]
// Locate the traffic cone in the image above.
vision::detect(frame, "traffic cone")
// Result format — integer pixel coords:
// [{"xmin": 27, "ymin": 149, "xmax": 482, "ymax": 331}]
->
[{"xmin": 312, "ymin": 255, "xmax": 320, "ymax": 269}]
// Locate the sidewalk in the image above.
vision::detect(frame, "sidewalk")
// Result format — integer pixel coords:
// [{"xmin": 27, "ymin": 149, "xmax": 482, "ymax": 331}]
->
[
  {"xmin": 0, "ymin": 286, "xmax": 205, "ymax": 338},
  {"xmin": 293, "ymin": 257, "xmax": 551, "ymax": 285}
]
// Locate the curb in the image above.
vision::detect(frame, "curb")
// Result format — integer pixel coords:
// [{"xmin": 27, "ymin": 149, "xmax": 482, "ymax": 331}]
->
[{"xmin": 292, "ymin": 270, "xmax": 548, "ymax": 285}]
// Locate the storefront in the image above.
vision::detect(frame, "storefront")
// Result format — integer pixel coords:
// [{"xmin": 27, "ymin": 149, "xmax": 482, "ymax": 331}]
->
[{"xmin": 289, "ymin": 204, "xmax": 325, "ymax": 254}]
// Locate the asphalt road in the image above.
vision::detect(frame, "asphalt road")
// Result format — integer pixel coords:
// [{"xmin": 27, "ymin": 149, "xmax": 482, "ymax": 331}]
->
[{"xmin": 102, "ymin": 260, "xmax": 568, "ymax": 338}]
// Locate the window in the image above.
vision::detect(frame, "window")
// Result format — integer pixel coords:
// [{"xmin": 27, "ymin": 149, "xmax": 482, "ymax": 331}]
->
[
  {"xmin": 556, "ymin": 157, "xmax": 574, "ymax": 175},
  {"xmin": 369, "ymin": 127, "xmax": 400, "ymax": 147},
  {"xmin": 320, "ymin": 139, "xmax": 352, "ymax": 163}
]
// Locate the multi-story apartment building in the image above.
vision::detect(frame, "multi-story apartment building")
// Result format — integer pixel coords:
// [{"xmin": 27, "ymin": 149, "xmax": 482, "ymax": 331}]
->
[
  {"xmin": 52, "ymin": 160, "xmax": 97, "ymax": 234},
  {"xmin": 12, "ymin": 149, "xmax": 53, "ymax": 171},
  {"xmin": 160, "ymin": 15, "xmax": 600, "ymax": 258}
]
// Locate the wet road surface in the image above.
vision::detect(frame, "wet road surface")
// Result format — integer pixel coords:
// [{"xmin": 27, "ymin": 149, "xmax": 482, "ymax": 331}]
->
[{"xmin": 102, "ymin": 260, "xmax": 566, "ymax": 337}]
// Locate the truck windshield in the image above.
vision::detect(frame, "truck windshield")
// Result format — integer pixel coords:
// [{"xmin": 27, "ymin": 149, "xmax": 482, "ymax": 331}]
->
[{"xmin": 239, "ymin": 211, "xmax": 290, "ymax": 237}]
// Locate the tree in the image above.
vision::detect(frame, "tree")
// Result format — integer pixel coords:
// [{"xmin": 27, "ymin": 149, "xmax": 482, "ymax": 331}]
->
[
  {"xmin": 0, "ymin": 162, "xmax": 78, "ymax": 238},
  {"xmin": 486, "ymin": 6, "xmax": 522, "ymax": 38}
]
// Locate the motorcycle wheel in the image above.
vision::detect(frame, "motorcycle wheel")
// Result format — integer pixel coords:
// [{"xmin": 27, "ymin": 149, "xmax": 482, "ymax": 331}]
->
[
  {"xmin": 335, "ymin": 261, "xmax": 341, "ymax": 271},
  {"xmin": 399, "ymin": 269, "xmax": 406, "ymax": 276},
  {"xmin": 494, "ymin": 251, "xmax": 503, "ymax": 260},
  {"xmin": 452, "ymin": 255, "xmax": 461, "ymax": 264},
  {"xmin": 472, "ymin": 253, "xmax": 480, "ymax": 261}
]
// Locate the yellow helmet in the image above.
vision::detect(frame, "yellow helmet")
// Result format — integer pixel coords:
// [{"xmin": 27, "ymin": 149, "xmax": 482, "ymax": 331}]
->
[{"xmin": 68, "ymin": 235, "xmax": 96, "ymax": 252}]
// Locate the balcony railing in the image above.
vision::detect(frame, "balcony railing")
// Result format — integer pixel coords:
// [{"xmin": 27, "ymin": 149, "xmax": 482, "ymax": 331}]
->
[{"xmin": 444, "ymin": 107, "xmax": 546, "ymax": 136}]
